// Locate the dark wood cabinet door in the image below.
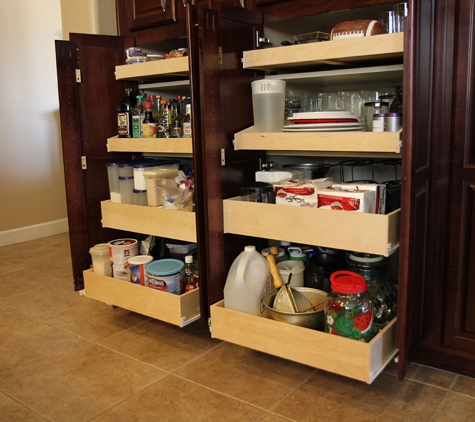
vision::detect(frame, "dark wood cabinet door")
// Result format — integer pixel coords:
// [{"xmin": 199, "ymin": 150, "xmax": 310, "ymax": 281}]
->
[
  {"xmin": 125, "ymin": 0, "xmax": 178, "ymax": 31},
  {"xmin": 55, "ymin": 35, "xmax": 135, "ymax": 290},
  {"xmin": 187, "ymin": 3, "xmax": 265, "ymax": 315}
]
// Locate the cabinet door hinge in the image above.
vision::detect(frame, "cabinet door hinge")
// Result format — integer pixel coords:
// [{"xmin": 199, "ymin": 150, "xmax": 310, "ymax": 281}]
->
[
  {"xmin": 221, "ymin": 149, "xmax": 226, "ymax": 166},
  {"xmin": 218, "ymin": 47, "xmax": 223, "ymax": 65},
  {"xmin": 81, "ymin": 156, "xmax": 87, "ymax": 170},
  {"xmin": 76, "ymin": 69, "xmax": 81, "ymax": 83}
]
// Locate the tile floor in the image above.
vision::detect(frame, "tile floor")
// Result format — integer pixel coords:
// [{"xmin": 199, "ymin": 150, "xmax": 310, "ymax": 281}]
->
[{"xmin": 1, "ymin": 233, "xmax": 475, "ymax": 421}]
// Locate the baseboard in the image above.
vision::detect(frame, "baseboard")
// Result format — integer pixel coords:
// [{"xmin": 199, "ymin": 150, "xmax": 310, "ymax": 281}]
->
[{"xmin": 0, "ymin": 219, "xmax": 69, "ymax": 247}]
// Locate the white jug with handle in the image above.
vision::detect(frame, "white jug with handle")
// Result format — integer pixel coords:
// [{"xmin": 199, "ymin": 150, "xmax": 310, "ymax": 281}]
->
[{"xmin": 224, "ymin": 245, "xmax": 271, "ymax": 315}]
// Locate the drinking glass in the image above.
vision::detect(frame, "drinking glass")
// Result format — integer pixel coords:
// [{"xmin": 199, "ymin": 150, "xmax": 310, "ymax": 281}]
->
[
  {"xmin": 393, "ymin": 2, "xmax": 409, "ymax": 32},
  {"xmin": 378, "ymin": 10, "xmax": 397, "ymax": 33}
]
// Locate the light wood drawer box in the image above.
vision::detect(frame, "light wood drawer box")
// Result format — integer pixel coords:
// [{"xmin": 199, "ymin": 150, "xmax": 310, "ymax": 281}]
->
[
  {"xmin": 101, "ymin": 201, "xmax": 197, "ymax": 243},
  {"xmin": 223, "ymin": 197, "xmax": 399, "ymax": 257},
  {"xmin": 83, "ymin": 269, "xmax": 200, "ymax": 327},
  {"xmin": 210, "ymin": 300, "xmax": 397, "ymax": 384}
]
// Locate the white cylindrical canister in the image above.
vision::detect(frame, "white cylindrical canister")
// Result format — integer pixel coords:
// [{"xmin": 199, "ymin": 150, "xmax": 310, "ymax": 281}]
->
[{"xmin": 108, "ymin": 238, "xmax": 138, "ymax": 281}]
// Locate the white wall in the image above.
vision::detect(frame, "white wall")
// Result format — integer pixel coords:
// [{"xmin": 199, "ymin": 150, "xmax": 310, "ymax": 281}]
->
[{"xmin": 0, "ymin": 0, "xmax": 116, "ymax": 247}]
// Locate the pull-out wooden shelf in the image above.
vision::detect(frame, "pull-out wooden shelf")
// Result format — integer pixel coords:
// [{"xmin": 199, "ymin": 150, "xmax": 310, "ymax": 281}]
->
[
  {"xmin": 234, "ymin": 127, "xmax": 402, "ymax": 155},
  {"xmin": 107, "ymin": 136, "xmax": 193, "ymax": 154},
  {"xmin": 101, "ymin": 201, "xmax": 197, "ymax": 243},
  {"xmin": 115, "ymin": 56, "xmax": 189, "ymax": 81},
  {"xmin": 223, "ymin": 197, "xmax": 399, "ymax": 256},
  {"xmin": 210, "ymin": 301, "xmax": 397, "ymax": 384},
  {"xmin": 243, "ymin": 33, "xmax": 404, "ymax": 72},
  {"xmin": 84, "ymin": 269, "xmax": 200, "ymax": 327}
]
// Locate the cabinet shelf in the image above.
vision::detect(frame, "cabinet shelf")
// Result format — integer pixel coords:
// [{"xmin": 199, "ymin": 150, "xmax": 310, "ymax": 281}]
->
[
  {"xmin": 107, "ymin": 135, "xmax": 193, "ymax": 154},
  {"xmin": 223, "ymin": 197, "xmax": 400, "ymax": 256},
  {"xmin": 115, "ymin": 56, "xmax": 189, "ymax": 81},
  {"xmin": 234, "ymin": 127, "xmax": 402, "ymax": 155},
  {"xmin": 243, "ymin": 33, "xmax": 404, "ymax": 72},
  {"xmin": 210, "ymin": 301, "xmax": 397, "ymax": 384},
  {"xmin": 101, "ymin": 201, "xmax": 197, "ymax": 243},
  {"xmin": 84, "ymin": 269, "xmax": 200, "ymax": 327}
]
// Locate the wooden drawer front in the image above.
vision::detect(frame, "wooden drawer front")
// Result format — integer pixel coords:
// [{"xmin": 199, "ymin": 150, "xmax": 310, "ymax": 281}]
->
[
  {"xmin": 234, "ymin": 127, "xmax": 402, "ymax": 154},
  {"xmin": 210, "ymin": 300, "xmax": 397, "ymax": 384},
  {"xmin": 101, "ymin": 201, "xmax": 197, "ymax": 243},
  {"xmin": 115, "ymin": 56, "xmax": 189, "ymax": 81},
  {"xmin": 107, "ymin": 136, "xmax": 193, "ymax": 154},
  {"xmin": 84, "ymin": 269, "xmax": 200, "ymax": 327},
  {"xmin": 223, "ymin": 197, "xmax": 399, "ymax": 257},
  {"xmin": 242, "ymin": 33, "xmax": 404, "ymax": 71}
]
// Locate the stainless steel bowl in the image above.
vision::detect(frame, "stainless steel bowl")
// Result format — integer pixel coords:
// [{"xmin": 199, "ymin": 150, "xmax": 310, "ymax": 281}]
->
[{"xmin": 263, "ymin": 287, "xmax": 327, "ymax": 330}]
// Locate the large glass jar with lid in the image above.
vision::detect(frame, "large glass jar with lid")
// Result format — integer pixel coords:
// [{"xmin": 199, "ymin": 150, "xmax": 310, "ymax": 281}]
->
[
  {"xmin": 345, "ymin": 252, "xmax": 397, "ymax": 331},
  {"xmin": 324, "ymin": 270, "xmax": 375, "ymax": 342}
]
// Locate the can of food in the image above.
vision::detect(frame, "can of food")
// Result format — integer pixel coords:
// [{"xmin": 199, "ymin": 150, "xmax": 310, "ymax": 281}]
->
[
  {"xmin": 384, "ymin": 112, "xmax": 402, "ymax": 132},
  {"xmin": 108, "ymin": 238, "xmax": 138, "ymax": 281},
  {"xmin": 128, "ymin": 255, "xmax": 153, "ymax": 286},
  {"xmin": 146, "ymin": 259, "xmax": 184, "ymax": 294}
]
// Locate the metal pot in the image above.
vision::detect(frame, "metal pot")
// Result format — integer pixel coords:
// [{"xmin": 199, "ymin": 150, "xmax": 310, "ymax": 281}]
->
[{"xmin": 263, "ymin": 287, "xmax": 327, "ymax": 330}]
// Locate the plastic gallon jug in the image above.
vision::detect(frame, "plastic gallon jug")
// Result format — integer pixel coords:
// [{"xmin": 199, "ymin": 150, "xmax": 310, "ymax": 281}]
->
[{"xmin": 224, "ymin": 245, "xmax": 271, "ymax": 315}]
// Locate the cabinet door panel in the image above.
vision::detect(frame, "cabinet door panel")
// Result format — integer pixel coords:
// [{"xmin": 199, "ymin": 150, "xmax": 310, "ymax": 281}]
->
[
  {"xmin": 126, "ymin": 0, "xmax": 177, "ymax": 30},
  {"xmin": 55, "ymin": 35, "xmax": 135, "ymax": 290}
]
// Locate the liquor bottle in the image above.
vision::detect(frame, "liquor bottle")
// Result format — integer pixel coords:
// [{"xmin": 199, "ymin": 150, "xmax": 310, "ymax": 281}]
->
[
  {"xmin": 171, "ymin": 100, "xmax": 183, "ymax": 138},
  {"xmin": 131, "ymin": 95, "xmax": 144, "ymax": 138},
  {"xmin": 152, "ymin": 95, "xmax": 161, "ymax": 122},
  {"xmin": 117, "ymin": 88, "xmax": 135, "ymax": 138},
  {"xmin": 157, "ymin": 99, "xmax": 171, "ymax": 138},
  {"xmin": 183, "ymin": 99, "xmax": 192, "ymax": 138},
  {"xmin": 180, "ymin": 255, "xmax": 199, "ymax": 294},
  {"xmin": 142, "ymin": 102, "xmax": 157, "ymax": 138}
]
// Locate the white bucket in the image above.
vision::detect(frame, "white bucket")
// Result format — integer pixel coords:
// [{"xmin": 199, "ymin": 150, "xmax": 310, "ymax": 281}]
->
[
  {"xmin": 128, "ymin": 255, "xmax": 153, "ymax": 286},
  {"xmin": 277, "ymin": 260, "xmax": 305, "ymax": 288},
  {"xmin": 108, "ymin": 238, "xmax": 138, "ymax": 281},
  {"xmin": 224, "ymin": 245, "xmax": 271, "ymax": 315}
]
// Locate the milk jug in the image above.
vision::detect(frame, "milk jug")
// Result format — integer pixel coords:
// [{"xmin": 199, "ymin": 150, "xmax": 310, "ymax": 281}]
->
[{"xmin": 224, "ymin": 245, "xmax": 271, "ymax": 315}]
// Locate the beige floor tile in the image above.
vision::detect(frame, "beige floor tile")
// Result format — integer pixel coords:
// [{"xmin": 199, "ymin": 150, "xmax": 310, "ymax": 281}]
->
[
  {"xmin": 273, "ymin": 371, "xmax": 446, "ymax": 422},
  {"xmin": 433, "ymin": 392, "xmax": 475, "ymax": 421},
  {"xmin": 0, "ymin": 304, "xmax": 37, "ymax": 333},
  {"xmin": 384, "ymin": 361, "xmax": 458, "ymax": 389},
  {"xmin": 99, "ymin": 318, "xmax": 220, "ymax": 372},
  {"xmin": 93, "ymin": 374, "xmax": 266, "ymax": 422},
  {"xmin": 260, "ymin": 414, "xmax": 295, "ymax": 422},
  {"xmin": 0, "ymin": 319, "xmax": 92, "ymax": 386},
  {"xmin": 174, "ymin": 342, "xmax": 315, "ymax": 410},
  {"xmin": 0, "ymin": 392, "xmax": 48, "ymax": 422},
  {"xmin": 2, "ymin": 345, "xmax": 167, "ymax": 422},
  {"xmin": 452, "ymin": 374, "xmax": 475, "ymax": 398},
  {"xmin": 0, "ymin": 281, "xmax": 149, "ymax": 342}
]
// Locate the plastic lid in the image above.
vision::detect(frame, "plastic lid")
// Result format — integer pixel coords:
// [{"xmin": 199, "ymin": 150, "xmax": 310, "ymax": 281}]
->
[
  {"xmin": 281, "ymin": 241, "xmax": 291, "ymax": 247},
  {"xmin": 348, "ymin": 253, "xmax": 384, "ymax": 263},
  {"xmin": 128, "ymin": 255, "xmax": 153, "ymax": 265},
  {"xmin": 89, "ymin": 243, "xmax": 109, "ymax": 254},
  {"xmin": 386, "ymin": 112, "xmax": 402, "ymax": 117},
  {"xmin": 185, "ymin": 255, "xmax": 194, "ymax": 264},
  {"xmin": 146, "ymin": 259, "xmax": 184, "ymax": 276},
  {"xmin": 330, "ymin": 270, "xmax": 368, "ymax": 294},
  {"xmin": 244, "ymin": 245, "xmax": 256, "ymax": 252}
]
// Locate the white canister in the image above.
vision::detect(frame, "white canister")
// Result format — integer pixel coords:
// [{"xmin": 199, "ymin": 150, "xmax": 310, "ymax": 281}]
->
[
  {"xmin": 128, "ymin": 255, "xmax": 153, "ymax": 286},
  {"xmin": 108, "ymin": 238, "xmax": 139, "ymax": 281},
  {"xmin": 89, "ymin": 243, "xmax": 111, "ymax": 276},
  {"xmin": 146, "ymin": 259, "xmax": 184, "ymax": 294},
  {"xmin": 251, "ymin": 79, "xmax": 286, "ymax": 132},
  {"xmin": 277, "ymin": 260, "xmax": 305, "ymax": 288}
]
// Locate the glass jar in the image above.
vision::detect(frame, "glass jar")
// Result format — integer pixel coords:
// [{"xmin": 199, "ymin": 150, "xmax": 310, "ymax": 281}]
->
[
  {"xmin": 346, "ymin": 253, "xmax": 397, "ymax": 331},
  {"xmin": 324, "ymin": 270, "xmax": 374, "ymax": 342}
]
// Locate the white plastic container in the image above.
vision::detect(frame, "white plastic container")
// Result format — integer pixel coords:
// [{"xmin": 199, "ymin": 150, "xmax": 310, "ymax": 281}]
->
[
  {"xmin": 261, "ymin": 247, "xmax": 289, "ymax": 264},
  {"xmin": 108, "ymin": 238, "xmax": 138, "ymax": 281},
  {"xmin": 119, "ymin": 176, "xmax": 134, "ymax": 204},
  {"xmin": 128, "ymin": 255, "xmax": 153, "ymax": 286},
  {"xmin": 133, "ymin": 161, "xmax": 179, "ymax": 191},
  {"xmin": 251, "ymin": 79, "xmax": 286, "ymax": 132},
  {"xmin": 224, "ymin": 245, "xmax": 271, "ymax": 315},
  {"xmin": 276, "ymin": 260, "xmax": 305, "ymax": 288},
  {"xmin": 89, "ymin": 243, "xmax": 111, "ymax": 276},
  {"xmin": 144, "ymin": 168, "xmax": 179, "ymax": 206},
  {"xmin": 106, "ymin": 163, "xmax": 121, "ymax": 203}
]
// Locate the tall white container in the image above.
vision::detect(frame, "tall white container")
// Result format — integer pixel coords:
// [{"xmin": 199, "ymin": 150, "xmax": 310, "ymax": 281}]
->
[{"xmin": 224, "ymin": 245, "xmax": 271, "ymax": 315}]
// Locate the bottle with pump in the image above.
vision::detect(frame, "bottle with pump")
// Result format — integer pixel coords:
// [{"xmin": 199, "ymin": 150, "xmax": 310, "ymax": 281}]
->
[
  {"xmin": 142, "ymin": 101, "xmax": 157, "ymax": 138},
  {"xmin": 180, "ymin": 255, "xmax": 199, "ymax": 294},
  {"xmin": 117, "ymin": 88, "xmax": 135, "ymax": 138}
]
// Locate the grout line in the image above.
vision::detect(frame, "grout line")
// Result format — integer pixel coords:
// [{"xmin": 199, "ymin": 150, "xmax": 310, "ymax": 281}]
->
[{"xmin": 429, "ymin": 374, "xmax": 459, "ymax": 422}]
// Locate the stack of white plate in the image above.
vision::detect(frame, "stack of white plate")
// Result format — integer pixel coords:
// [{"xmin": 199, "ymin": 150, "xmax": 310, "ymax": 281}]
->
[{"xmin": 284, "ymin": 111, "xmax": 364, "ymax": 132}]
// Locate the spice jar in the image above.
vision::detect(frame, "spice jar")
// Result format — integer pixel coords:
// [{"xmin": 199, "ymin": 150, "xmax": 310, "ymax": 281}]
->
[{"xmin": 324, "ymin": 270, "xmax": 374, "ymax": 342}]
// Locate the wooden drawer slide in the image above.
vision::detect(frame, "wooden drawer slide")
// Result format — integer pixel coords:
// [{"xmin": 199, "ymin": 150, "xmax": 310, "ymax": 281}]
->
[
  {"xmin": 223, "ymin": 197, "xmax": 399, "ymax": 256},
  {"xmin": 210, "ymin": 300, "xmax": 397, "ymax": 384},
  {"xmin": 101, "ymin": 201, "xmax": 197, "ymax": 243},
  {"xmin": 84, "ymin": 269, "xmax": 200, "ymax": 327}
]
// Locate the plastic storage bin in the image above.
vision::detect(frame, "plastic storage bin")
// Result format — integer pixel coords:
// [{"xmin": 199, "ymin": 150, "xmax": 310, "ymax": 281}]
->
[
  {"xmin": 144, "ymin": 168, "xmax": 180, "ymax": 206},
  {"xmin": 107, "ymin": 162, "xmax": 121, "ymax": 203},
  {"xmin": 133, "ymin": 160, "xmax": 180, "ymax": 191},
  {"xmin": 119, "ymin": 176, "xmax": 134, "ymax": 204},
  {"xmin": 133, "ymin": 189, "xmax": 148, "ymax": 206}
]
